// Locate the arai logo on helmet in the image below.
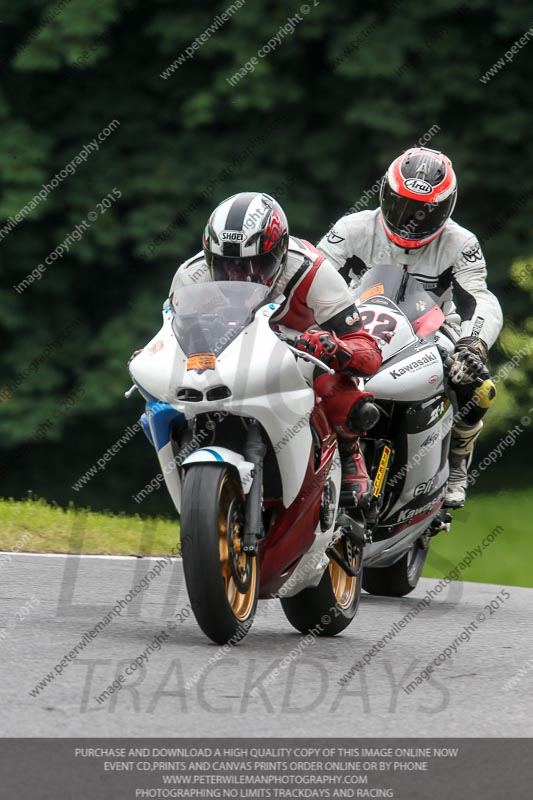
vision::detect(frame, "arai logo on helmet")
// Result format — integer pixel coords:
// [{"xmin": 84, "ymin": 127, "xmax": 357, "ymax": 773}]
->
[
  {"xmin": 404, "ymin": 178, "xmax": 433, "ymax": 195},
  {"xmin": 221, "ymin": 231, "xmax": 245, "ymax": 241}
]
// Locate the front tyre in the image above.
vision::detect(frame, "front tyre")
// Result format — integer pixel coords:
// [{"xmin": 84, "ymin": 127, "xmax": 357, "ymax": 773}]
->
[
  {"xmin": 280, "ymin": 537, "xmax": 362, "ymax": 636},
  {"xmin": 362, "ymin": 536, "xmax": 428, "ymax": 597},
  {"xmin": 181, "ymin": 464, "xmax": 258, "ymax": 644}
]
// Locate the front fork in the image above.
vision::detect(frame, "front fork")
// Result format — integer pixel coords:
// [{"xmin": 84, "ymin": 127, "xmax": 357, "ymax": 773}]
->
[{"xmin": 242, "ymin": 420, "xmax": 266, "ymax": 555}]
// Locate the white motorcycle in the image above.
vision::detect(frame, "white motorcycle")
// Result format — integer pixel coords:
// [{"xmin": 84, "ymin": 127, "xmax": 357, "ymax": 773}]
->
[{"xmin": 128, "ymin": 265, "xmax": 456, "ymax": 644}]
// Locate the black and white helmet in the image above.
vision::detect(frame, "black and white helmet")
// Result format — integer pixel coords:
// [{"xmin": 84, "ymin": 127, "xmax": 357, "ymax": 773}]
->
[{"xmin": 203, "ymin": 192, "xmax": 289, "ymax": 287}]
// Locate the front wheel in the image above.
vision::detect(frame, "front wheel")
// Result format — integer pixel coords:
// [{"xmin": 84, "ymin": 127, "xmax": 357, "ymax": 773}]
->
[
  {"xmin": 180, "ymin": 464, "xmax": 258, "ymax": 644},
  {"xmin": 280, "ymin": 536, "xmax": 362, "ymax": 636},
  {"xmin": 362, "ymin": 536, "xmax": 428, "ymax": 597}
]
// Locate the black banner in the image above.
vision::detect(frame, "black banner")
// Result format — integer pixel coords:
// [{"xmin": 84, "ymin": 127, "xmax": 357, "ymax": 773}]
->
[{"xmin": 1, "ymin": 738, "xmax": 531, "ymax": 799}]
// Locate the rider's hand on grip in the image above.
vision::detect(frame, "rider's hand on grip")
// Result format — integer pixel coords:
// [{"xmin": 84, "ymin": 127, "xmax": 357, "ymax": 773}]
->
[
  {"xmin": 294, "ymin": 329, "xmax": 351, "ymax": 371},
  {"xmin": 449, "ymin": 337, "xmax": 489, "ymax": 385}
]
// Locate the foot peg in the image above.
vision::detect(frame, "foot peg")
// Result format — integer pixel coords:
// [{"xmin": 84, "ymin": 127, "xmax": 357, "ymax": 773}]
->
[
  {"xmin": 340, "ymin": 482, "xmax": 373, "ymax": 509},
  {"xmin": 430, "ymin": 511, "xmax": 453, "ymax": 535}
]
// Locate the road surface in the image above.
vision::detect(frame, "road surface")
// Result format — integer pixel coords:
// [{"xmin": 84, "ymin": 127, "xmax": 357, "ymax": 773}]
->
[{"xmin": 1, "ymin": 552, "xmax": 532, "ymax": 736}]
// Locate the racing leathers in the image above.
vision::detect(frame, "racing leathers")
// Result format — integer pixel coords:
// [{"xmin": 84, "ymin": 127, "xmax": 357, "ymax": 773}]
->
[
  {"xmin": 317, "ymin": 208, "xmax": 503, "ymax": 507},
  {"xmin": 170, "ymin": 235, "xmax": 383, "ymax": 507}
]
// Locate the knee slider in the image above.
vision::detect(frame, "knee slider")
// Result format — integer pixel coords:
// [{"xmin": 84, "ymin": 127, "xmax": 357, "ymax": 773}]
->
[
  {"xmin": 348, "ymin": 397, "xmax": 380, "ymax": 433},
  {"xmin": 473, "ymin": 378, "xmax": 497, "ymax": 409}
]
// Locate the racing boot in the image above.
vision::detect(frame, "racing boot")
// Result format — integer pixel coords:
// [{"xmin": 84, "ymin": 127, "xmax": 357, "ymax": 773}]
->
[
  {"xmin": 339, "ymin": 438, "xmax": 373, "ymax": 508},
  {"xmin": 444, "ymin": 420, "xmax": 483, "ymax": 508}
]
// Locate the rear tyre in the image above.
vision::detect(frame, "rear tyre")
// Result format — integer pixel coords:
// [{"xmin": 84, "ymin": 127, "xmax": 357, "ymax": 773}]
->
[
  {"xmin": 280, "ymin": 536, "xmax": 362, "ymax": 636},
  {"xmin": 181, "ymin": 464, "xmax": 258, "ymax": 644},
  {"xmin": 362, "ymin": 536, "xmax": 428, "ymax": 597}
]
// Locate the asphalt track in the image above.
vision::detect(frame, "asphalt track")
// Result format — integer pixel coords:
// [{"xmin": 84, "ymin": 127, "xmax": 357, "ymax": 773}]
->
[{"xmin": 2, "ymin": 552, "xmax": 532, "ymax": 737}]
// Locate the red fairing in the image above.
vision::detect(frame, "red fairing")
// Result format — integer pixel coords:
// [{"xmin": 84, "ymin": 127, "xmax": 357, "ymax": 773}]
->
[
  {"xmin": 412, "ymin": 304, "xmax": 446, "ymax": 337},
  {"xmin": 340, "ymin": 331, "xmax": 382, "ymax": 375}
]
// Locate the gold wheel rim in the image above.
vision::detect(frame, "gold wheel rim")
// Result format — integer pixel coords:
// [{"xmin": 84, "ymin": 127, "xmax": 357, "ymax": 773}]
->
[
  {"xmin": 329, "ymin": 540, "xmax": 358, "ymax": 610},
  {"xmin": 218, "ymin": 475, "xmax": 257, "ymax": 621}
]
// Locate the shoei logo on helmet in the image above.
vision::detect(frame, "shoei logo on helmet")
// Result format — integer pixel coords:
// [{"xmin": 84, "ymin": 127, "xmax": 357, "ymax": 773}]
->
[
  {"xmin": 404, "ymin": 178, "xmax": 433, "ymax": 195},
  {"xmin": 221, "ymin": 231, "xmax": 245, "ymax": 241}
]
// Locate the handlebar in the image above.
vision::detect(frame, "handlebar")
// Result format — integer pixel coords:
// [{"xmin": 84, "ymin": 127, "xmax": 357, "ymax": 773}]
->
[{"xmin": 279, "ymin": 335, "xmax": 336, "ymax": 375}]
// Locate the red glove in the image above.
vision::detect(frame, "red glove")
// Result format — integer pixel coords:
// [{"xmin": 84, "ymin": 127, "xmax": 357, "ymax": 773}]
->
[{"xmin": 294, "ymin": 329, "xmax": 382, "ymax": 375}]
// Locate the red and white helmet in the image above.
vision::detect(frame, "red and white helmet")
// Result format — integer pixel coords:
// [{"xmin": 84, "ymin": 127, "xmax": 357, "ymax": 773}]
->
[
  {"xmin": 380, "ymin": 147, "xmax": 457, "ymax": 249},
  {"xmin": 203, "ymin": 192, "xmax": 289, "ymax": 287}
]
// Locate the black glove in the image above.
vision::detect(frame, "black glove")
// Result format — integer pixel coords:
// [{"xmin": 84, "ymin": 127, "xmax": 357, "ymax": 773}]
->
[{"xmin": 449, "ymin": 336, "xmax": 489, "ymax": 385}]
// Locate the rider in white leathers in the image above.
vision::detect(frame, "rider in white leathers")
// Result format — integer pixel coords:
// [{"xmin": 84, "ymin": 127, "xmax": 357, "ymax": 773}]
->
[{"xmin": 318, "ymin": 147, "xmax": 503, "ymax": 508}]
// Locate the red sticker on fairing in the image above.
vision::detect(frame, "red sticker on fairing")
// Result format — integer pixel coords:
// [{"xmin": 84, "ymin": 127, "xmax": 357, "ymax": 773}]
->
[{"xmin": 148, "ymin": 340, "xmax": 164, "ymax": 355}]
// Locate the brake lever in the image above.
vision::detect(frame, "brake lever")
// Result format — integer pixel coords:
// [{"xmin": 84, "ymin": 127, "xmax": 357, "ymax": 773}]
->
[{"xmin": 278, "ymin": 334, "xmax": 336, "ymax": 375}]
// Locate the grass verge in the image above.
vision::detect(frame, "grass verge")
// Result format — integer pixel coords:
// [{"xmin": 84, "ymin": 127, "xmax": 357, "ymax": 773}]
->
[
  {"xmin": 0, "ymin": 497, "xmax": 179, "ymax": 556},
  {"xmin": 0, "ymin": 491, "xmax": 530, "ymax": 587},
  {"xmin": 422, "ymin": 489, "xmax": 531, "ymax": 588}
]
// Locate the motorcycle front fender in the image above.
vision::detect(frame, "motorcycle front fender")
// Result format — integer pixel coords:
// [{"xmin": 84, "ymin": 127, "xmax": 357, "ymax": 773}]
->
[{"xmin": 181, "ymin": 447, "xmax": 255, "ymax": 494}]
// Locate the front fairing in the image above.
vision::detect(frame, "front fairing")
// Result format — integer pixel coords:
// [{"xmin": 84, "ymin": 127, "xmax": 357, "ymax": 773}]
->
[
  {"xmin": 128, "ymin": 292, "xmax": 315, "ymax": 507},
  {"xmin": 356, "ymin": 264, "xmax": 445, "ymax": 338}
]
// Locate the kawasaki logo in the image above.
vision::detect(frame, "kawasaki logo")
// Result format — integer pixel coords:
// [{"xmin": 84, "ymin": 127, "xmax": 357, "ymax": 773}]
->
[
  {"xmin": 397, "ymin": 489, "xmax": 445, "ymax": 522},
  {"xmin": 390, "ymin": 352, "xmax": 438, "ymax": 379}
]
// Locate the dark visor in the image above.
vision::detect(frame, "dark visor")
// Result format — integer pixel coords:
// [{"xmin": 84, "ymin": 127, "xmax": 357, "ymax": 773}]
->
[
  {"xmin": 209, "ymin": 250, "xmax": 282, "ymax": 285},
  {"xmin": 381, "ymin": 184, "xmax": 456, "ymax": 240}
]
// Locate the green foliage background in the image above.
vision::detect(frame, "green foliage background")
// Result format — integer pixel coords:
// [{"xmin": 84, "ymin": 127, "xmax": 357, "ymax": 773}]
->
[{"xmin": 1, "ymin": 0, "xmax": 532, "ymax": 515}]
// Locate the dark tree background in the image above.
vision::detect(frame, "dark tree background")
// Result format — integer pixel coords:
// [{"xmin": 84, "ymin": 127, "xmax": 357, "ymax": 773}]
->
[{"xmin": 1, "ymin": 0, "xmax": 532, "ymax": 515}]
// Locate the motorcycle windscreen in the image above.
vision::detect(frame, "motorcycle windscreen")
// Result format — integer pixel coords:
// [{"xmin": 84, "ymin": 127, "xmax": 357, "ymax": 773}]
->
[
  {"xmin": 171, "ymin": 281, "xmax": 271, "ymax": 358},
  {"xmin": 356, "ymin": 264, "xmax": 445, "ymax": 336}
]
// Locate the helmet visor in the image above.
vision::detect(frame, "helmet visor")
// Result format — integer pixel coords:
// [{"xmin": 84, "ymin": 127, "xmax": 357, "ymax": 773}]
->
[
  {"xmin": 207, "ymin": 249, "xmax": 283, "ymax": 285},
  {"xmin": 381, "ymin": 184, "xmax": 456, "ymax": 241}
]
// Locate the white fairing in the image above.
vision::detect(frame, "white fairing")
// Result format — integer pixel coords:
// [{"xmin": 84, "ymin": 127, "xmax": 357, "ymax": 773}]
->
[
  {"xmin": 365, "ymin": 343, "xmax": 444, "ymax": 400},
  {"xmin": 181, "ymin": 447, "xmax": 255, "ymax": 494},
  {"xmin": 156, "ymin": 440, "xmax": 183, "ymax": 513},
  {"xmin": 130, "ymin": 304, "xmax": 314, "ymax": 507},
  {"xmin": 360, "ymin": 298, "xmax": 446, "ymax": 400},
  {"xmin": 353, "ymin": 276, "xmax": 455, "ymax": 567},
  {"xmin": 358, "ymin": 301, "xmax": 417, "ymax": 361}
]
